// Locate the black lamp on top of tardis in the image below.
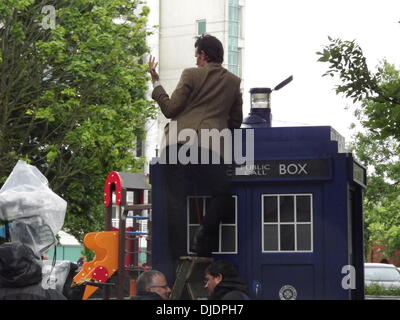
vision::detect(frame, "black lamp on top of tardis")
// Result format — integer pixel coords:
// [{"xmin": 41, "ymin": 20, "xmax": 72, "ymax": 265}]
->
[{"xmin": 242, "ymin": 75, "xmax": 293, "ymax": 128}]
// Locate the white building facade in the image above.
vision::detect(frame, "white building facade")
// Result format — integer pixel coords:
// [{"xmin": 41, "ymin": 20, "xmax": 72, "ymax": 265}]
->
[{"xmin": 143, "ymin": 0, "xmax": 246, "ymax": 167}]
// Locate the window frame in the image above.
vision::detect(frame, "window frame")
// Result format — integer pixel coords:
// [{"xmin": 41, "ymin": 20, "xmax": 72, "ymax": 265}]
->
[
  {"xmin": 261, "ymin": 193, "xmax": 314, "ymax": 253},
  {"xmin": 187, "ymin": 195, "xmax": 238, "ymax": 255}
]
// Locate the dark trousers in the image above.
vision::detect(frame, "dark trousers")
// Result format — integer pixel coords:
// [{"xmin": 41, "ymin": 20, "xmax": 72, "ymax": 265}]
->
[{"xmin": 162, "ymin": 145, "xmax": 232, "ymax": 259}]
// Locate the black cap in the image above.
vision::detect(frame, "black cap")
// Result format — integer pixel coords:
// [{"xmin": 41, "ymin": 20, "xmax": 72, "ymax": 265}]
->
[{"xmin": 250, "ymin": 88, "xmax": 272, "ymax": 94}]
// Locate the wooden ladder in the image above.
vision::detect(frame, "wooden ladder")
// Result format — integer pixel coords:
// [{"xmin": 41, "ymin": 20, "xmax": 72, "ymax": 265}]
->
[{"xmin": 170, "ymin": 256, "xmax": 213, "ymax": 300}]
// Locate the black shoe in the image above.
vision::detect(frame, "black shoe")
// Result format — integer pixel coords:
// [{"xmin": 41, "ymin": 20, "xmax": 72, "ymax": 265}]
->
[
  {"xmin": 190, "ymin": 226, "xmax": 214, "ymax": 257},
  {"xmin": 189, "ymin": 226, "xmax": 204, "ymax": 252}
]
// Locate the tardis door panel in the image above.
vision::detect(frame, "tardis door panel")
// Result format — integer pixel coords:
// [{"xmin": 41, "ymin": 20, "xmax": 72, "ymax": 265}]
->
[{"xmin": 250, "ymin": 185, "xmax": 324, "ymax": 300}]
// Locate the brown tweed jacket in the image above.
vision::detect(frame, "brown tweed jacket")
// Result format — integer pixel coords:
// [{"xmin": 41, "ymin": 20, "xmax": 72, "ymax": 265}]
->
[{"xmin": 152, "ymin": 63, "xmax": 243, "ymax": 156}]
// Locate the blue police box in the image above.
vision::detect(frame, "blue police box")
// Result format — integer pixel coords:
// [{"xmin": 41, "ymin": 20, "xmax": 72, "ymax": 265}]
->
[{"xmin": 150, "ymin": 86, "xmax": 366, "ymax": 300}]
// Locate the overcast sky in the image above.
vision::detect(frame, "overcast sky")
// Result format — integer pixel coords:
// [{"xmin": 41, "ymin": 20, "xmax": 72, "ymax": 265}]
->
[{"xmin": 243, "ymin": 0, "xmax": 400, "ymax": 142}]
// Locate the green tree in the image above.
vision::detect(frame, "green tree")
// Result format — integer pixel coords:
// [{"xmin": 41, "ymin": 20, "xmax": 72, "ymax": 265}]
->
[
  {"xmin": 318, "ymin": 38, "xmax": 400, "ymax": 259},
  {"xmin": 349, "ymin": 132, "xmax": 400, "ymax": 259},
  {"xmin": 0, "ymin": 0, "xmax": 155, "ymax": 242},
  {"xmin": 317, "ymin": 38, "xmax": 400, "ymax": 139}
]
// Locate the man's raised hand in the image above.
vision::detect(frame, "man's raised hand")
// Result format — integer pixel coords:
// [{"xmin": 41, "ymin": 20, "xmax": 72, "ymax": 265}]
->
[{"xmin": 148, "ymin": 55, "xmax": 159, "ymax": 83}]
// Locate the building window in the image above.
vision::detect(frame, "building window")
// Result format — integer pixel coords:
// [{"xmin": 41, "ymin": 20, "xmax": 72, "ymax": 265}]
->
[
  {"xmin": 228, "ymin": 0, "xmax": 241, "ymax": 76},
  {"xmin": 133, "ymin": 134, "xmax": 144, "ymax": 158},
  {"xmin": 262, "ymin": 194, "xmax": 313, "ymax": 252},
  {"xmin": 197, "ymin": 20, "xmax": 206, "ymax": 35},
  {"xmin": 238, "ymin": 5, "xmax": 244, "ymax": 39},
  {"xmin": 187, "ymin": 196, "xmax": 237, "ymax": 254}
]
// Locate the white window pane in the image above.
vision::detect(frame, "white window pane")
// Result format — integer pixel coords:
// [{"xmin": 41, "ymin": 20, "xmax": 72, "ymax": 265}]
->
[
  {"xmin": 220, "ymin": 226, "xmax": 236, "ymax": 252},
  {"xmin": 297, "ymin": 224, "xmax": 311, "ymax": 251},
  {"xmin": 280, "ymin": 224, "xmax": 295, "ymax": 251},
  {"xmin": 280, "ymin": 196, "xmax": 294, "ymax": 222},
  {"xmin": 264, "ymin": 196, "xmax": 278, "ymax": 223},
  {"xmin": 188, "ymin": 197, "xmax": 203, "ymax": 224},
  {"xmin": 188, "ymin": 226, "xmax": 200, "ymax": 252},
  {"xmin": 221, "ymin": 196, "xmax": 236, "ymax": 224},
  {"xmin": 264, "ymin": 225, "xmax": 278, "ymax": 251},
  {"xmin": 297, "ymin": 196, "xmax": 311, "ymax": 222}
]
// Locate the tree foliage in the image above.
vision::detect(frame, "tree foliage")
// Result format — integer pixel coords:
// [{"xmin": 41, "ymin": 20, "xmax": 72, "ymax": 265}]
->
[
  {"xmin": 318, "ymin": 37, "xmax": 400, "ymax": 257},
  {"xmin": 318, "ymin": 38, "xmax": 400, "ymax": 140},
  {"xmin": 349, "ymin": 132, "xmax": 400, "ymax": 257},
  {"xmin": 0, "ymin": 0, "xmax": 155, "ymax": 242}
]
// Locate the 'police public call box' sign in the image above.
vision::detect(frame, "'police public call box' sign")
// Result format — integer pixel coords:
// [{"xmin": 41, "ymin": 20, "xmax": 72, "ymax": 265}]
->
[{"xmin": 233, "ymin": 159, "xmax": 331, "ymax": 179}]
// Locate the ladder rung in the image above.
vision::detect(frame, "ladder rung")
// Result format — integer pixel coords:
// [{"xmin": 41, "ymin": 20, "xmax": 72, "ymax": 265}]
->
[
  {"xmin": 124, "ymin": 204, "xmax": 152, "ymax": 212},
  {"xmin": 126, "ymin": 216, "xmax": 149, "ymax": 220},
  {"xmin": 125, "ymin": 250, "xmax": 151, "ymax": 254},
  {"xmin": 126, "ymin": 231, "xmax": 148, "ymax": 236},
  {"xmin": 125, "ymin": 235, "xmax": 148, "ymax": 238}
]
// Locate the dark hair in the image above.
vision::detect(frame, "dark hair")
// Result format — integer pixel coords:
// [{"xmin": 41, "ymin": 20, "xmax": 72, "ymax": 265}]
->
[
  {"xmin": 135, "ymin": 270, "xmax": 165, "ymax": 293},
  {"xmin": 0, "ymin": 242, "xmax": 42, "ymax": 287},
  {"xmin": 205, "ymin": 260, "xmax": 239, "ymax": 279},
  {"xmin": 195, "ymin": 34, "xmax": 224, "ymax": 63}
]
